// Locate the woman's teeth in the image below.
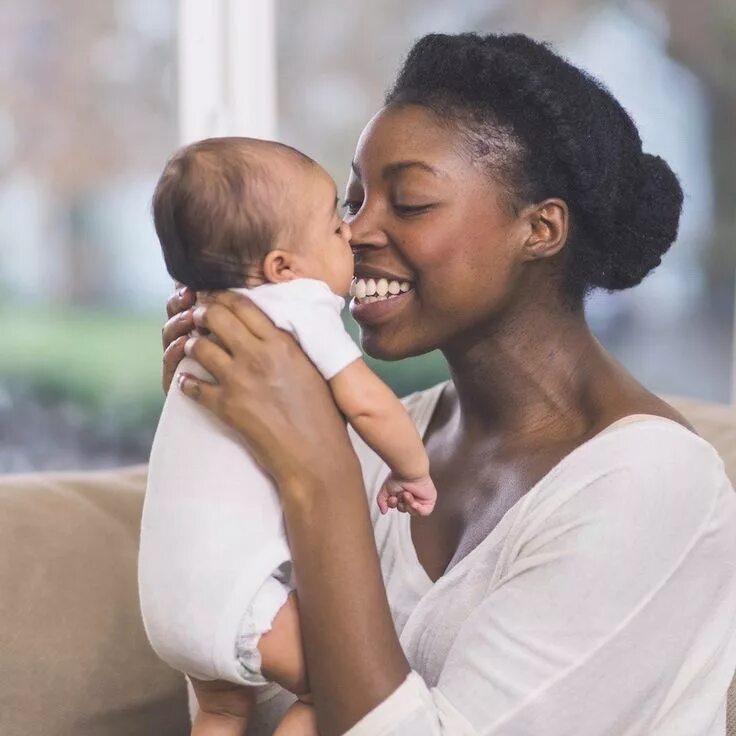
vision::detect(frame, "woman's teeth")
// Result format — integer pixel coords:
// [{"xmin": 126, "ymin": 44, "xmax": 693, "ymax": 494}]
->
[{"xmin": 350, "ymin": 277, "xmax": 412, "ymax": 303}]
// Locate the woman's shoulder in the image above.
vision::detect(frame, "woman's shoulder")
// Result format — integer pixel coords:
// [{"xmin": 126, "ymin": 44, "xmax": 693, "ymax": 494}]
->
[{"xmin": 529, "ymin": 416, "xmax": 733, "ymax": 530}]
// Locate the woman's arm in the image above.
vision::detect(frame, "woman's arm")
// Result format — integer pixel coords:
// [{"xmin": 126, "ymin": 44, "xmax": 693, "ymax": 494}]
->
[{"xmin": 178, "ymin": 291, "xmax": 411, "ymax": 736}]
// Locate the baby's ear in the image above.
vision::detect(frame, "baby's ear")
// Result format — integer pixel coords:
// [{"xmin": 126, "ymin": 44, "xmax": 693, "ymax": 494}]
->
[{"xmin": 262, "ymin": 249, "xmax": 298, "ymax": 283}]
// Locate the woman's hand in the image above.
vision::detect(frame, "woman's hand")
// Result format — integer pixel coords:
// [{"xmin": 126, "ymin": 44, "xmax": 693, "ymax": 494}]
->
[
  {"xmin": 177, "ymin": 290, "xmax": 358, "ymax": 491},
  {"xmin": 161, "ymin": 285, "xmax": 197, "ymax": 393}
]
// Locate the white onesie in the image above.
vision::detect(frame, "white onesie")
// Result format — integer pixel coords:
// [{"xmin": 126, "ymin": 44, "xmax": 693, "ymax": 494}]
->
[{"xmin": 138, "ymin": 278, "xmax": 362, "ymax": 686}]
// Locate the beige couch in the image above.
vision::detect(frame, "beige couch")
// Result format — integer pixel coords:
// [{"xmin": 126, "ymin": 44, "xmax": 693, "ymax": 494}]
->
[{"xmin": 1, "ymin": 397, "xmax": 735, "ymax": 736}]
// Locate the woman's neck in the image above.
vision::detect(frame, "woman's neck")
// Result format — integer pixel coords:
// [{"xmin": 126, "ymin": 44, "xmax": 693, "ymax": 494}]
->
[{"xmin": 442, "ymin": 301, "xmax": 612, "ymax": 440}]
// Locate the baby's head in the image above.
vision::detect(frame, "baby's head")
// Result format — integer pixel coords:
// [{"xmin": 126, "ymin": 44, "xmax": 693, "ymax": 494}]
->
[{"xmin": 152, "ymin": 137, "xmax": 353, "ymax": 295}]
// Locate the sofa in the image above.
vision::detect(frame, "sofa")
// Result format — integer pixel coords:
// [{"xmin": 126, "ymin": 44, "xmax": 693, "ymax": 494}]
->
[{"xmin": 1, "ymin": 396, "xmax": 735, "ymax": 736}]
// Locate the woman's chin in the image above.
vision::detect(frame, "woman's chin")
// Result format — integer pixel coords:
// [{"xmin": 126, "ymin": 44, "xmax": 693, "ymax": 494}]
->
[{"xmin": 359, "ymin": 328, "xmax": 429, "ymax": 362}]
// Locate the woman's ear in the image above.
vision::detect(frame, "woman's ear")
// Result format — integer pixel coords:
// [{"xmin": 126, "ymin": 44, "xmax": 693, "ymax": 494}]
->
[
  {"xmin": 262, "ymin": 249, "xmax": 298, "ymax": 283},
  {"xmin": 521, "ymin": 198, "xmax": 569, "ymax": 262}
]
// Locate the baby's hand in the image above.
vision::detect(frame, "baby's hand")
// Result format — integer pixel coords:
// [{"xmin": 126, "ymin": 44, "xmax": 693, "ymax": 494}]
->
[{"xmin": 376, "ymin": 473, "xmax": 437, "ymax": 516}]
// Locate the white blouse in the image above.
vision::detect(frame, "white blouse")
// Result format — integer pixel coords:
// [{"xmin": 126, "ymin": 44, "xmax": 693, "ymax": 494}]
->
[{"xmin": 247, "ymin": 382, "xmax": 736, "ymax": 735}]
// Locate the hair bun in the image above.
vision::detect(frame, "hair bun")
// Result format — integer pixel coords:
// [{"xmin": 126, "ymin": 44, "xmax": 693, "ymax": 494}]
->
[{"xmin": 591, "ymin": 153, "xmax": 683, "ymax": 291}]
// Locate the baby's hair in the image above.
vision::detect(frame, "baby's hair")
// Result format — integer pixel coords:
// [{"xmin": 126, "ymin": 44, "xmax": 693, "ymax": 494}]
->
[
  {"xmin": 152, "ymin": 137, "xmax": 314, "ymax": 290},
  {"xmin": 386, "ymin": 34, "xmax": 684, "ymax": 306}
]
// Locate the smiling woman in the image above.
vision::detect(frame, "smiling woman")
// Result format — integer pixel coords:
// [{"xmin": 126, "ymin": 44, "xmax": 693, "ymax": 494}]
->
[
  {"xmin": 161, "ymin": 31, "xmax": 736, "ymax": 736},
  {"xmin": 278, "ymin": 0, "xmax": 736, "ymax": 403}
]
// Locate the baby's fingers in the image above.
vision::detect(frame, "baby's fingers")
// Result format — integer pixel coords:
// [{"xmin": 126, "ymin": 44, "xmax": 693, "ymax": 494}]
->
[
  {"xmin": 398, "ymin": 492, "xmax": 428, "ymax": 517},
  {"xmin": 397, "ymin": 492, "xmax": 414, "ymax": 516},
  {"xmin": 376, "ymin": 491, "xmax": 389, "ymax": 515}
]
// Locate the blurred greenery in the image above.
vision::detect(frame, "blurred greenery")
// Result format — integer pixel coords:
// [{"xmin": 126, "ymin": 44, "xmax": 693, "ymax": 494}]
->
[
  {"xmin": 1, "ymin": 304, "xmax": 449, "ymax": 419},
  {"xmin": 0, "ymin": 305, "xmax": 164, "ymax": 408},
  {"xmin": 342, "ymin": 316, "xmax": 450, "ymax": 398}
]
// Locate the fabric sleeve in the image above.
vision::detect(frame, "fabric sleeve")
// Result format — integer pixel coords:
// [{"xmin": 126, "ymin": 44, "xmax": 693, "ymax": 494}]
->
[
  {"xmin": 279, "ymin": 300, "xmax": 361, "ymax": 380},
  {"xmin": 241, "ymin": 281, "xmax": 362, "ymax": 381},
  {"xmin": 344, "ymin": 427, "xmax": 736, "ymax": 735}
]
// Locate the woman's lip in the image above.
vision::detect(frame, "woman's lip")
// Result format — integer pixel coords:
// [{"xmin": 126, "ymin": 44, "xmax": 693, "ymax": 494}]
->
[
  {"xmin": 352, "ymin": 269, "xmax": 413, "ymax": 283},
  {"xmin": 349, "ymin": 289, "xmax": 413, "ymax": 325}
]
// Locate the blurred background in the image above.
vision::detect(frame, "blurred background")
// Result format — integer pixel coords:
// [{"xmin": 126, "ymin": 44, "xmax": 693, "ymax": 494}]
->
[{"xmin": 1, "ymin": 0, "xmax": 734, "ymax": 471}]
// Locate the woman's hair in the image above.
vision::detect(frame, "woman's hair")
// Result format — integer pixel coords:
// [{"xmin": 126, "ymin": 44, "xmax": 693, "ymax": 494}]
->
[{"xmin": 386, "ymin": 33, "xmax": 683, "ymax": 306}]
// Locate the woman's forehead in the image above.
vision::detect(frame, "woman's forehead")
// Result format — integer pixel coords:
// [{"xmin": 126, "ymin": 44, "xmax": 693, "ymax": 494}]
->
[{"xmin": 352, "ymin": 104, "xmax": 463, "ymax": 175}]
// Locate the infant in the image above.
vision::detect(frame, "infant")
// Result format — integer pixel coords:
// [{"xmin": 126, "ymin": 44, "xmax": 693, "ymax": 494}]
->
[{"xmin": 138, "ymin": 137, "xmax": 437, "ymax": 736}]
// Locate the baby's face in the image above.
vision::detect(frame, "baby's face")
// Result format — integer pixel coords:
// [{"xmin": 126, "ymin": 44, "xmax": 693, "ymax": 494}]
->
[{"xmin": 284, "ymin": 162, "xmax": 354, "ymax": 296}]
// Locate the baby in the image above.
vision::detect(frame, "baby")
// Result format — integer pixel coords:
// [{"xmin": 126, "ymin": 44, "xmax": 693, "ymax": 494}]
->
[{"xmin": 138, "ymin": 137, "xmax": 437, "ymax": 736}]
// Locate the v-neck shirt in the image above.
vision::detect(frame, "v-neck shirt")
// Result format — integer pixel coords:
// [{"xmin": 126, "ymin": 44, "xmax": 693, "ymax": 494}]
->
[{"xmin": 342, "ymin": 381, "xmax": 736, "ymax": 735}]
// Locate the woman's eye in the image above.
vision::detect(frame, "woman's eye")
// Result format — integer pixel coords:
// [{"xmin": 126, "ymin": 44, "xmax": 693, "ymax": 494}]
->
[
  {"xmin": 341, "ymin": 200, "xmax": 362, "ymax": 216},
  {"xmin": 394, "ymin": 203, "xmax": 432, "ymax": 216}
]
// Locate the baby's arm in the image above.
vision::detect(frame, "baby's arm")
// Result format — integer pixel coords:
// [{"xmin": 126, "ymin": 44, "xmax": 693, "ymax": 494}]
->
[{"xmin": 329, "ymin": 359, "xmax": 436, "ymax": 515}]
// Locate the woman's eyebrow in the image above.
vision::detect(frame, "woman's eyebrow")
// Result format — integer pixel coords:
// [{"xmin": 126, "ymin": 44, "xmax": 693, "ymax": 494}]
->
[
  {"xmin": 382, "ymin": 160, "xmax": 446, "ymax": 179},
  {"xmin": 349, "ymin": 159, "xmax": 447, "ymax": 181}
]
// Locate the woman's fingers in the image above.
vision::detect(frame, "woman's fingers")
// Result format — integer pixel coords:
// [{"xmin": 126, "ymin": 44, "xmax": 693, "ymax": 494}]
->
[
  {"xmin": 192, "ymin": 302, "xmax": 259, "ymax": 356},
  {"xmin": 162, "ymin": 308, "xmax": 194, "ymax": 350},
  {"xmin": 162, "ymin": 335, "xmax": 188, "ymax": 393},
  {"xmin": 177, "ymin": 371, "xmax": 219, "ymax": 411},
  {"xmin": 184, "ymin": 335, "xmax": 233, "ymax": 382},
  {"xmin": 166, "ymin": 285, "xmax": 196, "ymax": 319},
  {"xmin": 199, "ymin": 290, "xmax": 276, "ymax": 341},
  {"xmin": 162, "ymin": 286, "xmax": 196, "ymax": 394}
]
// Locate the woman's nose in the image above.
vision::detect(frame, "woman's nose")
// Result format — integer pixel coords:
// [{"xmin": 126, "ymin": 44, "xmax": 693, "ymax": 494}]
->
[{"xmin": 347, "ymin": 209, "xmax": 390, "ymax": 252}]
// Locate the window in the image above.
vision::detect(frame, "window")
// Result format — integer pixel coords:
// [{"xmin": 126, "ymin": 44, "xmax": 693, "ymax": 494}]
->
[
  {"xmin": 1, "ymin": 1, "xmax": 178, "ymax": 470},
  {"xmin": 4, "ymin": 0, "xmax": 733, "ymax": 471}
]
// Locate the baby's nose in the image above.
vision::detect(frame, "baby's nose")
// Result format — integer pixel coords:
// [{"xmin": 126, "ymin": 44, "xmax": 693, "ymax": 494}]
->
[{"xmin": 341, "ymin": 220, "xmax": 353, "ymax": 241}]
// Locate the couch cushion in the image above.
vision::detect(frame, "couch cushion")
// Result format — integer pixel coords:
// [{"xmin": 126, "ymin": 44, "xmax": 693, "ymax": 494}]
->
[
  {"xmin": 667, "ymin": 396, "xmax": 736, "ymax": 486},
  {"xmin": 0, "ymin": 465, "xmax": 188, "ymax": 736}
]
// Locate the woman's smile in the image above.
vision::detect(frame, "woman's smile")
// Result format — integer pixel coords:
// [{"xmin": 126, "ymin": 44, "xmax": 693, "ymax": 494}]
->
[
  {"xmin": 348, "ymin": 264, "xmax": 416, "ymax": 325},
  {"xmin": 349, "ymin": 284, "xmax": 414, "ymax": 325}
]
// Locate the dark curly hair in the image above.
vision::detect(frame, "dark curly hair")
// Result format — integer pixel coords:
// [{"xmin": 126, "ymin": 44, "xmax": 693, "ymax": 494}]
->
[{"xmin": 385, "ymin": 33, "xmax": 683, "ymax": 306}]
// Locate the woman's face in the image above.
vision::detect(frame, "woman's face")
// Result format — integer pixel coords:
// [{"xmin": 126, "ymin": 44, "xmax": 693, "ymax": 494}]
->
[{"xmin": 344, "ymin": 104, "xmax": 529, "ymax": 360}]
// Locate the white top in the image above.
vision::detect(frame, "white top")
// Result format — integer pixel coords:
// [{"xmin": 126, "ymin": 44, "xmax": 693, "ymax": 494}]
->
[
  {"xmin": 246, "ymin": 382, "xmax": 736, "ymax": 735},
  {"xmin": 232, "ymin": 279, "xmax": 361, "ymax": 381}
]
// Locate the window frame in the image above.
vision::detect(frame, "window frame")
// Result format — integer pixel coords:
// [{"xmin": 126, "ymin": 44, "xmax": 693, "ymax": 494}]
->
[{"xmin": 178, "ymin": 0, "xmax": 277, "ymax": 144}]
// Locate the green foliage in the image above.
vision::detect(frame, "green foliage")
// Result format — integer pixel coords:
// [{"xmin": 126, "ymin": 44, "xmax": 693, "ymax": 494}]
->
[
  {"xmin": 342, "ymin": 316, "xmax": 450, "ymax": 396},
  {"xmin": 0, "ymin": 306, "xmax": 449, "ymax": 415},
  {"xmin": 0, "ymin": 305, "xmax": 165, "ymax": 411}
]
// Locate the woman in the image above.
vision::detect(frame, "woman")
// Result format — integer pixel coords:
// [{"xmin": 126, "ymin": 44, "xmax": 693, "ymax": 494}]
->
[{"xmin": 161, "ymin": 34, "xmax": 736, "ymax": 735}]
